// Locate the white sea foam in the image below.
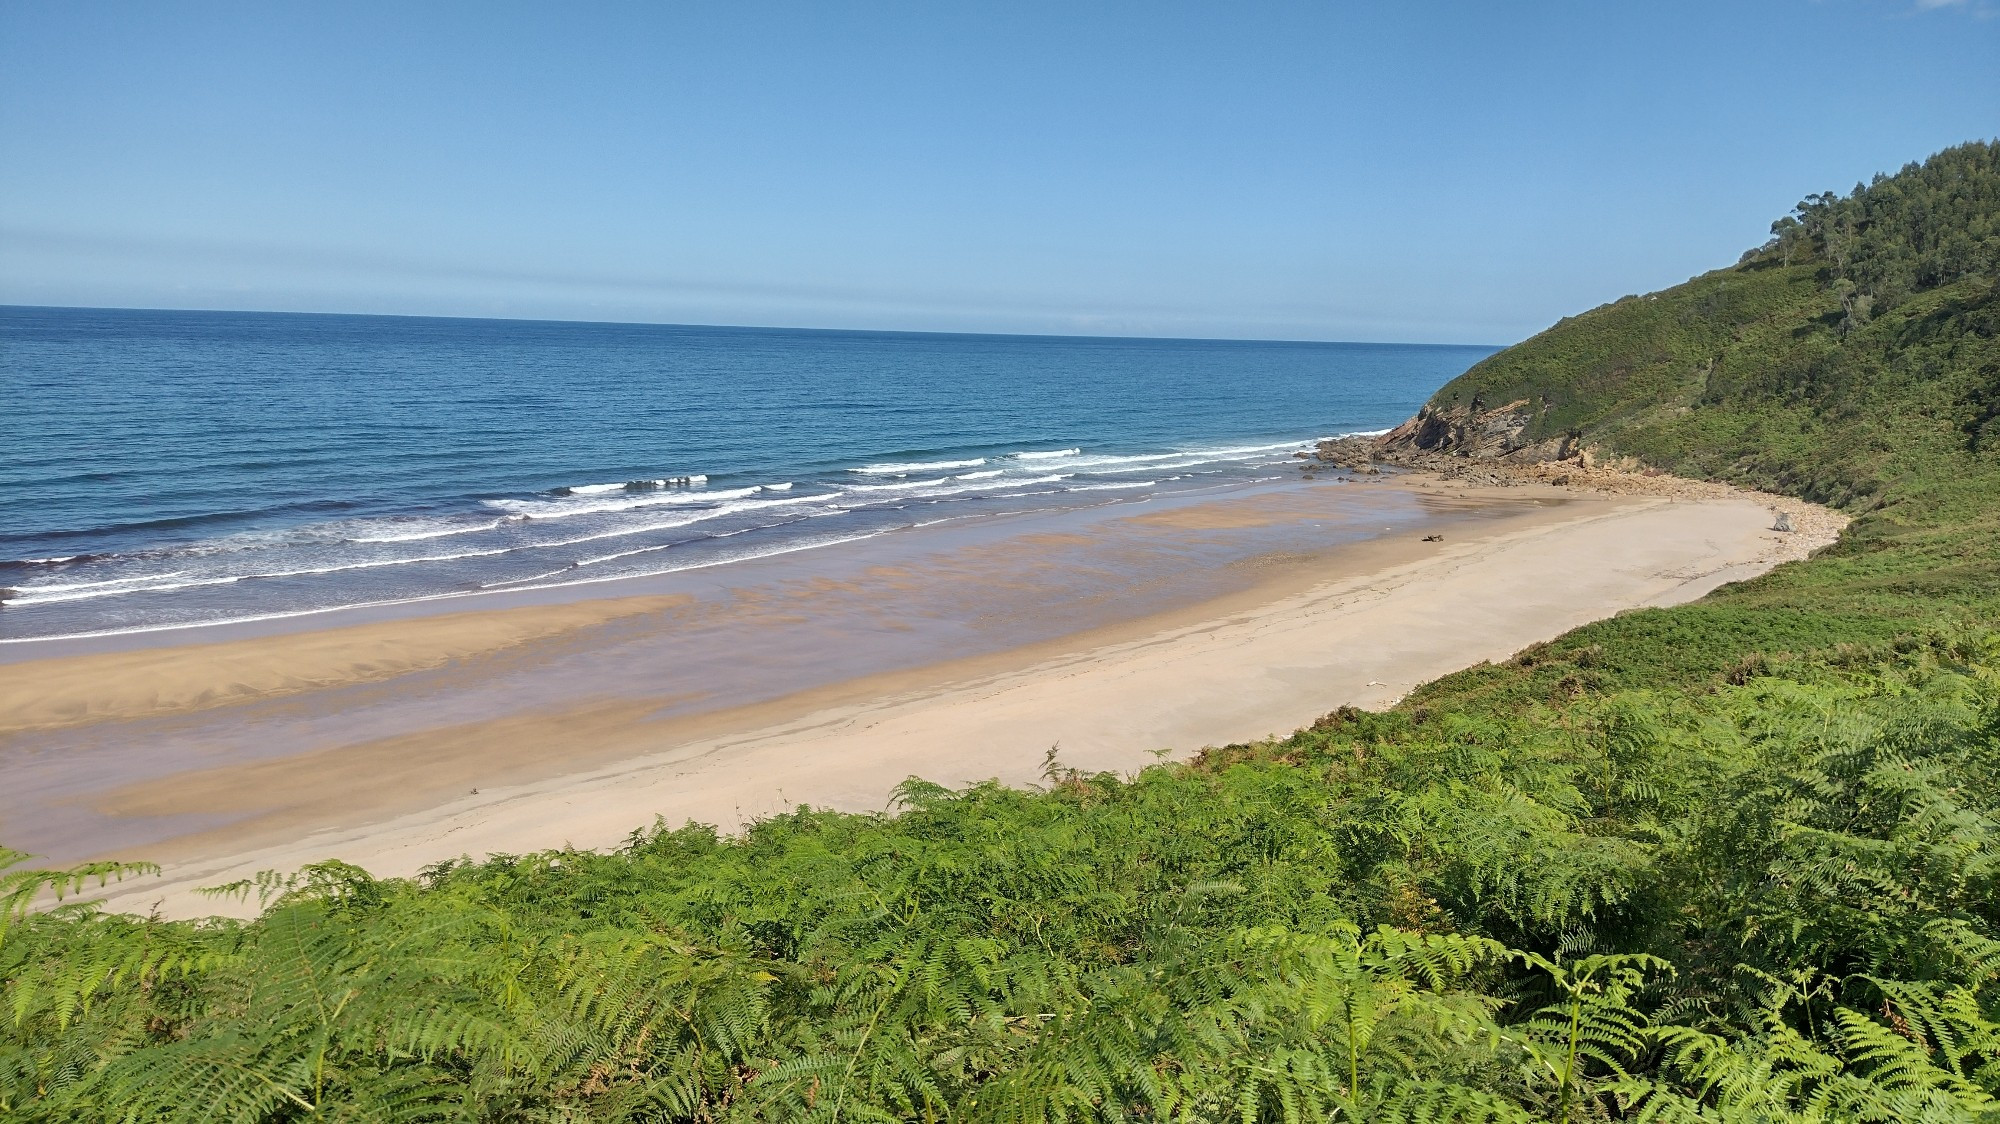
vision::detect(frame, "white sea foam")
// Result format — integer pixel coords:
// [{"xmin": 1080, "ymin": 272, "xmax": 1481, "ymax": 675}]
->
[
  {"xmin": 563, "ymin": 511, "xmax": 818, "ymax": 565},
  {"xmin": 912, "ymin": 473, "xmax": 1067, "ymax": 495},
  {"xmin": 966, "ymin": 473, "xmax": 1069, "ymax": 490},
  {"xmin": 842, "ymin": 476, "xmax": 955, "ymax": 492},
  {"xmin": 0, "ymin": 592, "xmax": 511, "ymax": 644},
  {"xmin": 255, "ymin": 548, "xmax": 515, "ymax": 580},
  {"xmin": 562, "ymin": 475, "xmax": 710, "ymax": 495},
  {"xmin": 479, "ymin": 530, "xmax": 891, "ymax": 594},
  {"xmin": 488, "ymin": 484, "xmax": 765, "ymax": 519},
  {"xmin": 18, "ymin": 570, "xmax": 192, "ymax": 595},
  {"xmin": 833, "ymin": 474, "xmax": 1072, "ymax": 509},
  {"xmin": 10, "ymin": 547, "xmax": 520, "ymax": 605},
  {"xmin": 1029, "ymin": 442, "xmax": 1304, "ymax": 477},
  {"xmin": 1056, "ymin": 451, "xmax": 1184, "ymax": 468},
  {"xmin": 524, "ymin": 497, "xmax": 829, "ymax": 549},
  {"xmin": 851, "ymin": 458, "xmax": 987, "ymax": 475},
  {"xmin": 15, "ymin": 575, "xmax": 276, "ymax": 605},
  {"xmin": 524, "ymin": 512, "xmax": 719, "ymax": 548},
  {"xmin": 7, "ymin": 431, "xmax": 1339, "ymax": 640},
  {"xmin": 0, "ymin": 530, "xmax": 875, "ymax": 644},
  {"xmin": 347, "ymin": 518, "xmax": 508, "ymax": 543},
  {"xmin": 575, "ymin": 542, "xmax": 676, "ymax": 566}
]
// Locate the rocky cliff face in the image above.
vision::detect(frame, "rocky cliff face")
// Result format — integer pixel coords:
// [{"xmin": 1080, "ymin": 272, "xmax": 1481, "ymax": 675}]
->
[
  {"xmin": 1306, "ymin": 400, "xmax": 1588, "ymax": 486},
  {"xmin": 1373, "ymin": 399, "xmax": 1579, "ymax": 463}
]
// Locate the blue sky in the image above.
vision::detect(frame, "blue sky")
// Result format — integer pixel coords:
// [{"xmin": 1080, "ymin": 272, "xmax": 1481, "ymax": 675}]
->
[{"xmin": 2, "ymin": 2, "xmax": 1995, "ymax": 343}]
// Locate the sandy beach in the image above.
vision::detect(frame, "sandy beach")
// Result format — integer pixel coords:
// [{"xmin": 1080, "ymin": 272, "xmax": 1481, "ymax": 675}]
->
[{"xmin": 0, "ymin": 474, "xmax": 1838, "ymax": 919}]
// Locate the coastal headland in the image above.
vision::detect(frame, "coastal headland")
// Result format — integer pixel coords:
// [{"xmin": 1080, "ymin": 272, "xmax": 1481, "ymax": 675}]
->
[{"xmin": 0, "ymin": 468, "xmax": 1840, "ymax": 919}]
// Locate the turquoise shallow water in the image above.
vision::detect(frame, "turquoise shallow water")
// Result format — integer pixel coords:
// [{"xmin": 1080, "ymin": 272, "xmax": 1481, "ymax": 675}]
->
[{"xmin": 0, "ymin": 306, "xmax": 1493, "ymax": 641}]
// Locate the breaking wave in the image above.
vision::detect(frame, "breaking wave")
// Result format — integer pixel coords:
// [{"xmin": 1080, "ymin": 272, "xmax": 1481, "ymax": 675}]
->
[
  {"xmin": 4, "ymin": 434, "xmax": 1350, "ymax": 640},
  {"xmin": 851, "ymin": 458, "xmax": 988, "ymax": 476}
]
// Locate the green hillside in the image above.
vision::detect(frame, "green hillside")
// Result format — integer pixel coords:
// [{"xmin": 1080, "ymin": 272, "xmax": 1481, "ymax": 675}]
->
[
  {"xmin": 1405, "ymin": 140, "xmax": 2000, "ymax": 718},
  {"xmin": 1429, "ymin": 142, "xmax": 2000, "ymax": 507},
  {"xmin": 7, "ymin": 143, "xmax": 2000, "ymax": 1122}
]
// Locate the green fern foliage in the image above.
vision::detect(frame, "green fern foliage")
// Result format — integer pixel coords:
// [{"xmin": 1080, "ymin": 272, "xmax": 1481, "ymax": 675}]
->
[{"xmin": 10, "ymin": 656, "xmax": 2000, "ymax": 1120}]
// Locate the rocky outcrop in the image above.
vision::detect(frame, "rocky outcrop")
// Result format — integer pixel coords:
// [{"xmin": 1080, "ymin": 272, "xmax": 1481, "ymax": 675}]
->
[
  {"xmin": 1375, "ymin": 400, "xmax": 1578, "ymax": 464},
  {"xmin": 1308, "ymin": 438, "xmax": 1381, "ymax": 473},
  {"xmin": 1304, "ymin": 399, "xmax": 1587, "ymax": 487},
  {"xmin": 1304, "ymin": 396, "xmax": 1600, "ymax": 484}
]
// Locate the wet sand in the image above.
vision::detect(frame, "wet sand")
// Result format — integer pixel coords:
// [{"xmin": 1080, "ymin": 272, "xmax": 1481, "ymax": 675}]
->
[
  {"xmin": 0, "ymin": 475, "xmax": 1838, "ymax": 918},
  {"xmin": 0, "ymin": 596, "xmax": 688, "ymax": 735}
]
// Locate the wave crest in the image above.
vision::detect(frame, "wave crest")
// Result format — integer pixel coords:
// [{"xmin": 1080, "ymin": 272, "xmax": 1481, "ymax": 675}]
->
[{"xmin": 851, "ymin": 458, "xmax": 987, "ymax": 476}]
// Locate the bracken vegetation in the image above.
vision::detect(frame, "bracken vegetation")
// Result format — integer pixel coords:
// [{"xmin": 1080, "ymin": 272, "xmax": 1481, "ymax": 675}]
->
[{"xmin": 5, "ymin": 140, "xmax": 2000, "ymax": 1121}]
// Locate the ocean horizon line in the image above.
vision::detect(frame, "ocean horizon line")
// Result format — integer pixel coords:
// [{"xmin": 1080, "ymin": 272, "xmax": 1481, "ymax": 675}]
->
[{"xmin": 0, "ymin": 301, "xmax": 1505, "ymax": 352}]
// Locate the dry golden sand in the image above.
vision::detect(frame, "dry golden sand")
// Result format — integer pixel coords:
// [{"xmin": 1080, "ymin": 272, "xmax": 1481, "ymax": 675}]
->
[
  {"xmin": 72, "ymin": 476, "xmax": 1846, "ymax": 919},
  {"xmin": 1503, "ymin": 460, "xmax": 1850, "ymax": 543},
  {"xmin": 1382, "ymin": 453, "xmax": 1850, "ymax": 547}
]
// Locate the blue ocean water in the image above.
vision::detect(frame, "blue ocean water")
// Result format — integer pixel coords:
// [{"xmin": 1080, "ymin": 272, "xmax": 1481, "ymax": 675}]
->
[{"xmin": 0, "ymin": 306, "xmax": 1494, "ymax": 641}]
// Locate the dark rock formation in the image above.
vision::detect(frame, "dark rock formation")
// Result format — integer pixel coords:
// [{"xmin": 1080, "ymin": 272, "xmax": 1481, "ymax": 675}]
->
[
  {"xmin": 1374, "ymin": 400, "xmax": 1577, "ymax": 464},
  {"xmin": 1305, "ymin": 399, "xmax": 1596, "ymax": 488}
]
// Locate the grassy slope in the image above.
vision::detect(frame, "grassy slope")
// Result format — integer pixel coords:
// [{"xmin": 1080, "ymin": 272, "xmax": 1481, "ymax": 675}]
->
[
  {"xmin": 1408, "ymin": 256, "xmax": 2000, "ymax": 716},
  {"xmin": 7, "ymin": 148, "xmax": 2000, "ymax": 1120}
]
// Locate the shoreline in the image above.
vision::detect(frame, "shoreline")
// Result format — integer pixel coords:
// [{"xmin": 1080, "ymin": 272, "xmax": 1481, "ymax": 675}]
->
[
  {"xmin": 40, "ymin": 472, "xmax": 1843, "ymax": 920},
  {"xmin": 20, "ymin": 477, "xmax": 1536, "ymax": 860},
  {"xmin": 0, "ymin": 475, "xmax": 1351, "ymax": 663}
]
